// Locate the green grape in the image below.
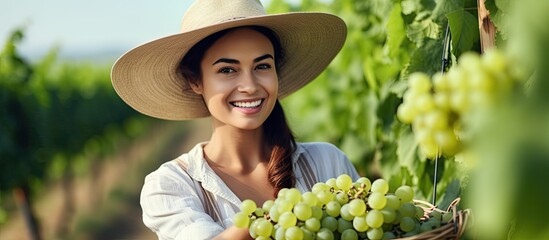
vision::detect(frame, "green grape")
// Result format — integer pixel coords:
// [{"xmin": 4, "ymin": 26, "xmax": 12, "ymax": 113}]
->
[
  {"xmin": 336, "ymin": 174, "xmax": 353, "ymax": 191},
  {"xmin": 356, "ymin": 177, "xmax": 372, "ymax": 192},
  {"xmin": 423, "ymin": 109, "xmax": 448, "ymax": 131},
  {"xmin": 279, "ymin": 212, "xmax": 298, "ymax": 229},
  {"xmin": 429, "ymin": 211, "xmax": 442, "ymax": 221},
  {"xmin": 340, "ymin": 204, "xmax": 355, "ymax": 221},
  {"xmin": 395, "ymin": 185, "xmax": 414, "ymax": 203},
  {"xmin": 366, "ymin": 228, "xmax": 384, "ymax": 240},
  {"xmin": 285, "ymin": 188, "xmax": 302, "ymax": 205},
  {"xmin": 397, "ymin": 103, "xmax": 417, "ymax": 124},
  {"xmin": 458, "ymin": 52, "xmax": 482, "ymax": 74},
  {"xmin": 419, "ymin": 221, "xmax": 435, "ymax": 233},
  {"xmin": 312, "ymin": 182, "xmax": 330, "ymax": 193},
  {"xmin": 337, "ymin": 218, "xmax": 353, "ymax": 233},
  {"xmin": 254, "ymin": 207, "xmax": 265, "ymax": 217},
  {"xmin": 371, "ymin": 179, "xmax": 389, "ymax": 194},
  {"xmin": 316, "ymin": 190, "xmax": 334, "ymax": 204},
  {"xmin": 321, "ymin": 216, "xmax": 338, "ymax": 232},
  {"xmin": 450, "ymin": 91, "xmax": 470, "ymax": 113},
  {"xmin": 255, "ymin": 218, "xmax": 274, "ymax": 237},
  {"xmin": 348, "ymin": 199, "xmax": 367, "ymax": 216},
  {"xmin": 341, "ymin": 228, "xmax": 359, "ymax": 240},
  {"xmin": 305, "ymin": 218, "xmax": 321, "ymax": 232},
  {"xmin": 399, "ymin": 202, "xmax": 416, "ymax": 218},
  {"xmin": 415, "ymin": 206, "xmax": 425, "ymax": 219},
  {"xmin": 232, "ymin": 212, "xmax": 250, "ymax": 228},
  {"xmin": 382, "ymin": 231, "xmax": 397, "ymax": 239},
  {"xmin": 293, "ymin": 203, "xmax": 313, "ymax": 221},
  {"xmin": 447, "ymin": 67, "xmax": 468, "ymax": 91},
  {"xmin": 433, "ymin": 92, "xmax": 451, "ymax": 110},
  {"xmin": 434, "ymin": 129, "xmax": 460, "ymax": 156},
  {"xmin": 301, "ymin": 192, "xmax": 318, "ymax": 207},
  {"xmin": 249, "ymin": 219, "xmax": 260, "ymax": 238},
  {"xmin": 442, "ymin": 211, "xmax": 454, "ymax": 223},
  {"xmin": 326, "ymin": 178, "xmax": 338, "ymax": 190},
  {"xmin": 408, "ymin": 72, "xmax": 432, "ymax": 93},
  {"xmin": 336, "ymin": 192, "xmax": 350, "ymax": 205},
  {"xmin": 366, "ymin": 209, "xmax": 384, "ymax": 229},
  {"xmin": 367, "ymin": 192, "xmax": 387, "ymax": 210},
  {"xmin": 415, "ymin": 94, "xmax": 435, "ymax": 114},
  {"xmin": 311, "ymin": 206, "xmax": 323, "ymax": 220},
  {"xmin": 270, "ymin": 206, "xmax": 281, "ymax": 222},
  {"xmin": 241, "ymin": 199, "xmax": 257, "ymax": 215},
  {"xmin": 380, "ymin": 207, "xmax": 396, "ymax": 223},
  {"xmin": 427, "ymin": 216, "xmax": 441, "ymax": 228},
  {"xmin": 263, "ymin": 200, "xmax": 275, "ymax": 211},
  {"xmin": 482, "ymin": 49, "xmax": 507, "ymax": 74},
  {"xmin": 285, "ymin": 226, "xmax": 303, "ymax": 240},
  {"xmin": 325, "ymin": 201, "xmax": 342, "ymax": 217},
  {"xmin": 352, "ymin": 215, "xmax": 369, "ymax": 232},
  {"xmin": 432, "ymin": 72, "xmax": 450, "ymax": 92},
  {"xmin": 275, "ymin": 226, "xmax": 285, "ymax": 240},
  {"xmin": 277, "ymin": 199, "xmax": 294, "ymax": 213},
  {"xmin": 399, "ymin": 217, "xmax": 416, "ymax": 232},
  {"xmin": 255, "ymin": 236, "xmax": 270, "ymax": 240},
  {"xmin": 301, "ymin": 227, "xmax": 315, "ymax": 240},
  {"xmin": 316, "ymin": 228, "xmax": 335, "ymax": 240},
  {"xmin": 385, "ymin": 195, "xmax": 401, "ymax": 210},
  {"xmin": 278, "ymin": 188, "xmax": 288, "ymax": 199}
]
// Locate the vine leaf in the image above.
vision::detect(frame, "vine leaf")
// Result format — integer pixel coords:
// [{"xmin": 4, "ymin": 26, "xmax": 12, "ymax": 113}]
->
[
  {"xmin": 387, "ymin": 3, "xmax": 406, "ymax": 57},
  {"xmin": 446, "ymin": 9, "xmax": 479, "ymax": 56}
]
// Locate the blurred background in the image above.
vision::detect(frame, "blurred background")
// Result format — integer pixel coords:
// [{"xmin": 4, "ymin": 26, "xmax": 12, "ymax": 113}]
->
[{"xmin": 1, "ymin": 0, "xmax": 549, "ymax": 239}]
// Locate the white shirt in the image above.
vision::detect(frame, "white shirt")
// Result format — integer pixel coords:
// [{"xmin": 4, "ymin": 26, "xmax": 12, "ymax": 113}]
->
[{"xmin": 140, "ymin": 142, "xmax": 360, "ymax": 240}]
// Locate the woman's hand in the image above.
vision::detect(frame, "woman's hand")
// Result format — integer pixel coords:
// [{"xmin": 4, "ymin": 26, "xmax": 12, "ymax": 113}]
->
[{"xmin": 213, "ymin": 226, "xmax": 253, "ymax": 240}]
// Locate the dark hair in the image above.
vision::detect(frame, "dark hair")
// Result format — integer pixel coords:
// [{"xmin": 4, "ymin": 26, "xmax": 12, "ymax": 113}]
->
[{"xmin": 179, "ymin": 26, "xmax": 296, "ymax": 197}]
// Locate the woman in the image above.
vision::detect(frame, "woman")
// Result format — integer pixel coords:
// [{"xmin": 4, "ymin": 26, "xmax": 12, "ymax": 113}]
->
[{"xmin": 111, "ymin": 0, "xmax": 359, "ymax": 239}]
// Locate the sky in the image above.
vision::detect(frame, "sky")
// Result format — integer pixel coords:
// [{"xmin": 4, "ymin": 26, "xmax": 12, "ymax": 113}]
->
[{"xmin": 0, "ymin": 0, "xmax": 274, "ymax": 61}]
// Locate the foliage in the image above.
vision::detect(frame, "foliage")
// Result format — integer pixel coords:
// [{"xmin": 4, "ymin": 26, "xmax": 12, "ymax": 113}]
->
[
  {"xmin": 273, "ymin": 0, "xmax": 549, "ymax": 239},
  {"xmin": 0, "ymin": 29, "xmax": 148, "ymax": 203}
]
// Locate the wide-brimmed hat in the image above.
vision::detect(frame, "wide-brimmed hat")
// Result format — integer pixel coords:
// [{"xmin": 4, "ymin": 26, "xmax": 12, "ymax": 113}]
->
[{"xmin": 111, "ymin": 0, "xmax": 347, "ymax": 120}]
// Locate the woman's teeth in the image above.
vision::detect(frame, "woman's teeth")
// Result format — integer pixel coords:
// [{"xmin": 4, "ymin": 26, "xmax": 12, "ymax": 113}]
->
[{"xmin": 232, "ymin": 99, "xmax": 262, "ymax": 108}]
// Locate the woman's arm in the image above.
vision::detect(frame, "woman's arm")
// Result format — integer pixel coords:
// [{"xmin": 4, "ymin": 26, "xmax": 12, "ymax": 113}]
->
[{"xmin": 213, "ymin": 226, "xmax": 253, "ymax": 240}]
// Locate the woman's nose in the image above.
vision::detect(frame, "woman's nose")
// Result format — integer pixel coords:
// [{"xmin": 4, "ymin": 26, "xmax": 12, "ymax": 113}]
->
[{"xmin": 237, "ymin": 71, "xmax": 258, "ymax": 94}]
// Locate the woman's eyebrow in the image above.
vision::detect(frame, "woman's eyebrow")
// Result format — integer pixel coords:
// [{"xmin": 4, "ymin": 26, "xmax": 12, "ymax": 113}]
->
[
  {"xmin": 213, "ymin": 58, "xmax": 239, "ymax": 65},
  {"xmin": 212, "ymin": 54, "xmax": 274, "ymax": 65},
  {"xmin": 253, "ymin": 54, "xmax": 274, "ymax": 63}
]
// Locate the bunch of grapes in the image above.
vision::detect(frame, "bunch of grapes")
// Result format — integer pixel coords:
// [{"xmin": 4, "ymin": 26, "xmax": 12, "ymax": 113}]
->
[
  {"xmin": 233, "ymin": 174, "xmax": 454, "ymax": 240},
  {"xmin": 396, "ymin": 50, "xmax": 523, "ymax": 159}
]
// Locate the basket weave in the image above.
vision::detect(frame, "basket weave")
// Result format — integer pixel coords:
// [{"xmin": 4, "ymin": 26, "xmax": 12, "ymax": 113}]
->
[{"xmin": 396, "ymin": 198, "xmax": 471, "ymax": 240}]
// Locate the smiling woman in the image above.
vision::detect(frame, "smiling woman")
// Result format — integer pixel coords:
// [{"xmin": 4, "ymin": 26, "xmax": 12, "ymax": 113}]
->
[{"xmin": 110, "ymin": 0, "xmax": 358, "ymax": 239}]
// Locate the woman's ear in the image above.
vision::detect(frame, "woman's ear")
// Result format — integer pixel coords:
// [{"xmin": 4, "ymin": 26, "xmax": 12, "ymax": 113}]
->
[{"xmin": 189, "ymin": 80, "xmax": 203, "ymax": 95}]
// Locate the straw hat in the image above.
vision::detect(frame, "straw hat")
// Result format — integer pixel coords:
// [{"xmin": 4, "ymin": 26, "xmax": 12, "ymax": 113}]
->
[{"xmin": 111, "ymin": 0, "xmax": 347, "ymax": 120}]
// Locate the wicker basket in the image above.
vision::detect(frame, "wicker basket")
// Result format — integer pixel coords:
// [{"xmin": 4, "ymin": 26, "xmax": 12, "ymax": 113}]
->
[{"xmin": 396, "ymin": 198, "xmax": 471, "ymax": 240}]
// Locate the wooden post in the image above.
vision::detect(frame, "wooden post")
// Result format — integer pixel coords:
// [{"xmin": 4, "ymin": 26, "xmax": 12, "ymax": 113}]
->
[{"xmin": 477, "ymin": 0, "xmax": 497, "ymax": 52}]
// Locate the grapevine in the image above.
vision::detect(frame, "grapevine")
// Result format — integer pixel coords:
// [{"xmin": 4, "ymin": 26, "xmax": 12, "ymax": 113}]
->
[{"xmin": 233, "ymin": 174, "xmax": 459, "ymax": 240}]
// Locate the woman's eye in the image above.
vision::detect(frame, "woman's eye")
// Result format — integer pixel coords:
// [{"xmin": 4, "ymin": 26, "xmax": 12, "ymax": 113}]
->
[
  {"xmin": 256, "ymin": 63, "xmax": 272, "ymax": 70},
  {"xmin": 218, "ymin": 67, "xmax": 235, "ymax": 74}
]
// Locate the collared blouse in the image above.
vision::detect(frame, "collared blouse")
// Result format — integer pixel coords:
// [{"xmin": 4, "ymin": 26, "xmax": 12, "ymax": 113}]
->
[{"xmin": 140, "ymin": 141, "xmax": 360, "ymax": 240}]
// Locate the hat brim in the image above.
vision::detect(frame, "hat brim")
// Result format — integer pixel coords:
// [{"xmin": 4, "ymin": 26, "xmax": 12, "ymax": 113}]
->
[{"xmin": 111, "ymin": 12, "xmax": 347, "ymax": 120}]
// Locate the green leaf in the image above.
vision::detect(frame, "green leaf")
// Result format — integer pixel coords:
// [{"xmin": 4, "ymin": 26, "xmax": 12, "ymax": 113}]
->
[
  {"xmin": 437, "ymin": 179, "xmax": 461, "ymax": 210},
  {"xmin": 432, "ymin": 0, "xmax": 464, "ymax": 23},
  {"xmin": 401, "ymin": 0, "xmax": 421, "ymax": 15},
  {"xmin": 387, "ymin": 3, "xmax": 406, "ymax": 57},
  {"xmin": 406, "ymin": 18, "xmax": 441, "ymax": 46},
  {"xmin": 446, "ymin": 9, "xmax": 479, "ymax": 56},
  {"xmin": 403, "ymin": 38, "xmax": 444, "ymax": 77},
  {"xmin": 397, "ymin": 126, "xmax": 418, "ymax": 172}
]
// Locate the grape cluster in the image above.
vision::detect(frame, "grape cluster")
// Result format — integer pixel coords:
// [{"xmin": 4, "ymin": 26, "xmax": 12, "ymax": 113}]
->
[
  {"xmin": 396, "ymin": 50, "xmax": 522, "ymax": 159},
  {"xmin": 233, "ymin": 174, "xmax": 454, "ymax": 240}
]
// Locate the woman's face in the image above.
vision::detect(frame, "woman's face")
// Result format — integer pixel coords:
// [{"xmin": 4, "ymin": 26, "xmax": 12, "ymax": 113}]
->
[{"xmin": 192, "ymin": 28, "xmax": 278, "ymax": 130}]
